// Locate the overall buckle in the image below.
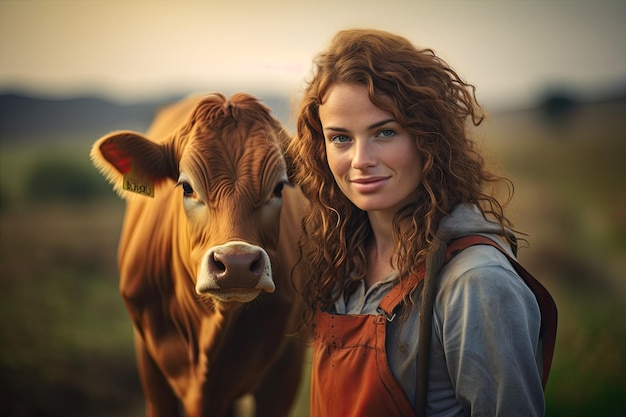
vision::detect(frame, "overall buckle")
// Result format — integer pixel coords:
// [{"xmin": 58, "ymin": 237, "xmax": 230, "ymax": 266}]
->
[{"xmin": 376, "ymin": 307, "xmax": 396, "ymax": 322}]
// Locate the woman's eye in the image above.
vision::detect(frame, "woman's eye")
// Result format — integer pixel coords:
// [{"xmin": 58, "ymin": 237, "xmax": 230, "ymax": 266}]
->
[
  {"xmin": 330, "ymin": 134, "xmax": 351, "ymax": 144},
  {"xmin": 377, "ymin": 129, "xmax": 396, "ymax": 138},
  {"xmin": 181, "ymin": 182, "xmax": 194, "ymax": 197}
]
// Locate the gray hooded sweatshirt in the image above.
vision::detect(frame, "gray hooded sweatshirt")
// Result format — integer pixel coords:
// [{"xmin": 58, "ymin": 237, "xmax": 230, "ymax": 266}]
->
[{"xmin": 332, "ymin": 204, "xmax": 544, "ymax": 416}]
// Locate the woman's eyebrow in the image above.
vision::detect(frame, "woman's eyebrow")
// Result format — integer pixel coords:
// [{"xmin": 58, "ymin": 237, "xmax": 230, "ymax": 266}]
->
[
  {"xmin": 323, "ymin": 118, "xmax": 396, "ymax": 133},
  {"xmin": 323, "ymin": 126, "xmax": 348, "ymax": 133},
  {"xmin": 367, "ymin": 119, "xmax": 396, "ymax": 130}
]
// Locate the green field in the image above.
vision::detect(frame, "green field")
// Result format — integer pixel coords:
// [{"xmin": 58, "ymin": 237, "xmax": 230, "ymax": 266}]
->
[{"xmin": 0, "ymin": 99, "xmax": 624, "ymax": 416}]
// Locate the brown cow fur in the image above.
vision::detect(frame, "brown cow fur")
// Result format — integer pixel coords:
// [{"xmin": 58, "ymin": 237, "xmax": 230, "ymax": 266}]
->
[{"xmin": 90, "ymin": 93, "xmax": 307, "ymax": 417}]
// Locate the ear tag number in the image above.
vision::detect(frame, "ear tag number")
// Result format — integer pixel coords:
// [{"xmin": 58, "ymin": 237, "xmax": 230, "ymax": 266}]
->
[{"xmin": 123, "ymin": 174, "xmax": 155, "ymax": 197}]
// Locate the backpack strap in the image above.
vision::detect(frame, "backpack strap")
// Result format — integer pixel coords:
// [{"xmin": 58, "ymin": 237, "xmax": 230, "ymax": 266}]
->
[{"xmin": 446, "ymin": 235, "xmax": 558, "ymax": 389}]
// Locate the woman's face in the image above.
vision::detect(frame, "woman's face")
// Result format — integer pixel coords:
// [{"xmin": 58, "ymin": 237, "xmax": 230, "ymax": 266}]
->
[{"xmin": 319, "ymin": 83, "xmax": 423, "ymax": 216}]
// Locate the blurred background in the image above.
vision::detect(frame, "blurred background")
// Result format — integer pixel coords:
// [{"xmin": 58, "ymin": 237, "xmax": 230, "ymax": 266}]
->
[{"xmin": 1, "ymin": 1, "xmax": 624, "ymax": 416}]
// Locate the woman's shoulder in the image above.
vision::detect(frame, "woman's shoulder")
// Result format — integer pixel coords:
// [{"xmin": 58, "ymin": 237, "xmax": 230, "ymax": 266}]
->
[
  {"xmin": 433, "ymin": 238, "xmax": 542, "ymax": 332},
  {"xmin": 436, "ymin": 240, "xmax": 535, "ymax": 304}
]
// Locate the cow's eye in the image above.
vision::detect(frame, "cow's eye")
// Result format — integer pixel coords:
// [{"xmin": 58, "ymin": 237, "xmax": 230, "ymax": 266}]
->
[
  {"xmin": 272, "ymin": 182, "xmax": 285, "ymax": 199},
  {"xmin": 181, "ymin": 182, "xmax": 194, "ymax": 198}
]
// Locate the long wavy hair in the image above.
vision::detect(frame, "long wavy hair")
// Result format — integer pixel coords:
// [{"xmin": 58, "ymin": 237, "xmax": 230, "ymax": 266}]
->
[{"xmin": 287, "ymin": 29, "xmax": 514, "ymax": 325}]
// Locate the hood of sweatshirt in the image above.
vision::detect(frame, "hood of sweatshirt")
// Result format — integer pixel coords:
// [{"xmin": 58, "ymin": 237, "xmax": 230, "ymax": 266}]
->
[{"xmin": 436, "ymin": 203, "xmax": 513, "ymax": 244}]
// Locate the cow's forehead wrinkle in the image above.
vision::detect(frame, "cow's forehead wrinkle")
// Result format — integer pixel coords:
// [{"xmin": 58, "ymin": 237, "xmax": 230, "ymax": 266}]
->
[
  {"xmin": 171, "ymin": 94, "xmax": 287, "ymax": 209},
  {"xmin": 179, "ymin": 130, "xmax": 286, "ymax": 209}
]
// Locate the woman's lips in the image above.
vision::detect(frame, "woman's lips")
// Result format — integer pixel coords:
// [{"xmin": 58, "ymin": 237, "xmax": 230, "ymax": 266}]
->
[{"xmin": 350, "ymin": 176, "xmax": 390, "ymax": 193}]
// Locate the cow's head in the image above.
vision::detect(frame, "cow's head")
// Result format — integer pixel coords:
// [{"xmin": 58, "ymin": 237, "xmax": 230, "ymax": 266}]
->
[{"xmin": 91, "ymin": 93, "xmax": 292, "ymax": 305}]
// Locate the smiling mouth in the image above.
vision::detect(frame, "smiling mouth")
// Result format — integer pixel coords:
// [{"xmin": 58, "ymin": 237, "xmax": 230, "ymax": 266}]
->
[
  {"xmin": 351, "ymin": 177, "xmax": 389, "ymax": 192},
  {"xmin": 352, "ymin": 176, "xmax": 388, "ymax": 183}
]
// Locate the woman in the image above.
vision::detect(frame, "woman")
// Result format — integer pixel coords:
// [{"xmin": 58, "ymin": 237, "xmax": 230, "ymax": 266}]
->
[{"xmin": 287, "ymin": 29, "xmax": 556, "ymax": 417}]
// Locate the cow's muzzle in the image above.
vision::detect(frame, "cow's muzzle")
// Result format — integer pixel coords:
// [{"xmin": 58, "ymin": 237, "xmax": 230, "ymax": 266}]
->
[{"xmin": 196, "ymin": 241, "xmax": 275, "ymax": 303}]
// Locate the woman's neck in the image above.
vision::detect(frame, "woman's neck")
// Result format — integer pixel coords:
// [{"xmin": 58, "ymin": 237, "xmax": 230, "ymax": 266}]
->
[{"xmin": 364, "ymin": 211, "xmax": 396, "ymax": 288}]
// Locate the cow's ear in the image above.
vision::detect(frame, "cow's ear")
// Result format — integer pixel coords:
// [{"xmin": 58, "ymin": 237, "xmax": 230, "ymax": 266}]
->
[{"xmin": 90, "ymin": 130, "xmax": 177, "ymax": 199}]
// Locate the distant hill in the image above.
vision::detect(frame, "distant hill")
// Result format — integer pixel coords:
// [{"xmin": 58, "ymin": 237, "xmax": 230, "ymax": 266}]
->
[
  {"xmin": 0, "ymin": 92, "xmax": 294, "ymax": 145},
  {"xmin": 1, "ymin": 86, "xmax": 623, "ymax": 145}
]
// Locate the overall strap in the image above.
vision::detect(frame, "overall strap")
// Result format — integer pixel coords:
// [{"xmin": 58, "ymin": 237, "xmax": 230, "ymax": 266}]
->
[
  {"xmin": 446, "ymin": 235, "xmax": 558, "ymax": 389},
  {"xmin": 376, "ymin": 262, "xmax": 429, "ymax": 417},
  {"xmin": 377, "ymin": 265, "xmax": 424, "ymax": 321}
]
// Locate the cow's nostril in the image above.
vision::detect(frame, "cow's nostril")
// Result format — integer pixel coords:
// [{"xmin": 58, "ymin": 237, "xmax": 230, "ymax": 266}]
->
[
  {"xmin": 209, "ymin": 254, "xmax": 227, "ymax": 273},
  {"xmin": 250, "ymin": 258, "xmax": 263, "ymax": 274}
]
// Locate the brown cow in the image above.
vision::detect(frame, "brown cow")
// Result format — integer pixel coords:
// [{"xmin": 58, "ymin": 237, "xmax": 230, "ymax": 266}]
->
[{"xmin": 90, "ymin": 93, "xmax": 307, "ymax": 417}]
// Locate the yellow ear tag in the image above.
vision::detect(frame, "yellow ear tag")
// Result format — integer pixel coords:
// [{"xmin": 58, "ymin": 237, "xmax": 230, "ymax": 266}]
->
[{"xmin": 123, "ymin": 173, "xmax": 155, "ymax": 197}]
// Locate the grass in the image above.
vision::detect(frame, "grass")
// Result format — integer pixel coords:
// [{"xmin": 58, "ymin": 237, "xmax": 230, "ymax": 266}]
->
[{"xmin": 0, "ymin": 198, "xmax": 141, "ymax": 417}]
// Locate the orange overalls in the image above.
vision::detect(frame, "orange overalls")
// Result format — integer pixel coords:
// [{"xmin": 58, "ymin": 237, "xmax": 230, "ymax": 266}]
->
[{"xmin": 311, "ymin": 273, "xmax": 420, "ymax": 417}]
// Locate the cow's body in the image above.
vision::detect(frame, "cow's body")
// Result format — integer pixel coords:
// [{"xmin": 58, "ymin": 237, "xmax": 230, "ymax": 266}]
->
[{"xmin": 91, "ymin": 94, "xmax": 307, "ymax": 417}]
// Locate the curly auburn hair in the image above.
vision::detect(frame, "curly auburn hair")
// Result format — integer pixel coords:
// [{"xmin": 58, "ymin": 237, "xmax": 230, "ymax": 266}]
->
[{"xmin": 287, "ymin": 28, "xmax": 513, "ymax": 324}]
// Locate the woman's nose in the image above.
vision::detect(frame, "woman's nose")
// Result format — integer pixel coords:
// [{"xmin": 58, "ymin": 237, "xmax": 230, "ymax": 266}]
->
[{"xmin": 352, "ymin": 139, "xmax": 376, "ymax": 170}]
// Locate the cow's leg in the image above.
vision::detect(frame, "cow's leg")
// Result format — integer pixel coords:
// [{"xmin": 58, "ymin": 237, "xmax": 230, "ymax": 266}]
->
[
  {"xmin": 133, "ymin": 329, "xmax": 182, "ymax": 417},
  {"xmin": 253, "ymin": 337, "xmax": 306, "ymax": 417}
]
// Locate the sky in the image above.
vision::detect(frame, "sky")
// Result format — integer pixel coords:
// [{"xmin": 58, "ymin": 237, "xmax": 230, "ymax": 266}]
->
[{"xmin": 1, "ymin": 0, "xmax": 625, "ymax": 110}]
